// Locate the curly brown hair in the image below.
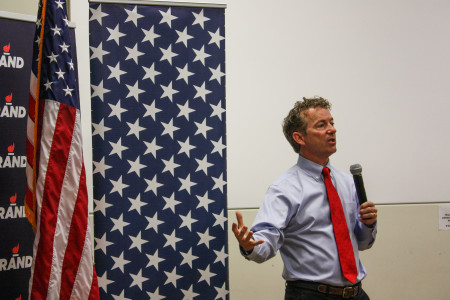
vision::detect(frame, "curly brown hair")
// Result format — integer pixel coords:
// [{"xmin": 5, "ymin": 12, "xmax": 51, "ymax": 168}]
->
[{"xmin": 282, "ymin": 96, "xmax": 331, "ymax": 153}]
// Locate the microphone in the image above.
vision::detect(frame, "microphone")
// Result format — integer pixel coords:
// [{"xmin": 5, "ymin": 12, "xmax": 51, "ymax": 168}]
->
[{"xmin": 350, "ymin": 164, "xmax": 368, "ymax": 205}]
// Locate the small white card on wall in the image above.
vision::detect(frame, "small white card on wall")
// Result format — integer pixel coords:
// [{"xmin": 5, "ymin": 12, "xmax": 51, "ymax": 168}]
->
[{"xmin": 438, "ymin": 205, "xmax": 450, "ymax": 230}]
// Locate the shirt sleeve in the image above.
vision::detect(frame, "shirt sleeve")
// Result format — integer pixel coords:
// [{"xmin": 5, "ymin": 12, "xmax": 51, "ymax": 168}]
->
[{"xmin": 243, "ymin": 184, "xmax": 294, "ymax": 263}]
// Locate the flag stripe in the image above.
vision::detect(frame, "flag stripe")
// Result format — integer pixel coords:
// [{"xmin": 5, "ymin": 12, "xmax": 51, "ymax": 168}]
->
[{"xmin": 32, "ymin": 102, "xmax": 75, "ymax": 299}]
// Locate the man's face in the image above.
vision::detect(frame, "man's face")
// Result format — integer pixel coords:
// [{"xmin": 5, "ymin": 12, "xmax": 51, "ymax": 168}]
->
[{"xmin": 297, "ymin": 107, "xmax": 337, "ymax": 165}]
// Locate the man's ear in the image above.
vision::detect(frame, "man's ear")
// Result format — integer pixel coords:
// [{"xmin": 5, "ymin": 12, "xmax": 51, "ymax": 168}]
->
[{"xmin": 292, "ymin": 132, "xmax": 305, "ymax": 146}]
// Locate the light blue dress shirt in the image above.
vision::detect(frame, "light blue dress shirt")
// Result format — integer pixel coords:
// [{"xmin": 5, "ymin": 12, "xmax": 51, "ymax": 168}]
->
[{"xmin": 246, "ymin": 155, "xmax": 377, "ymax": 286}]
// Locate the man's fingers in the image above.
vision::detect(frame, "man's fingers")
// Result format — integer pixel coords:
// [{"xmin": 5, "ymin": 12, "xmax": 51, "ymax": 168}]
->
[{"xmin": 235, "ymin": 211, "xmax": 244, "ymax": 228}]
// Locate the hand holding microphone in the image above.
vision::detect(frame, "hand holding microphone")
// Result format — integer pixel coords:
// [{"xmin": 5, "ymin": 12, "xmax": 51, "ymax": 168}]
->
[{"xmin": 350, "ymin": 163, "xmax": 377, "ymax": 225}]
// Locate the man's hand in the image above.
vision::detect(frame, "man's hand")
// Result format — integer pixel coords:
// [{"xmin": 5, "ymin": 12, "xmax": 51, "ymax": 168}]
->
[
  {"xmin": 359, "ymin": 201, "xmax": 377, "ymax": 226},
  {"xmin": 231, "ymin": 211, "xmax": 264, "ymax": 252}
]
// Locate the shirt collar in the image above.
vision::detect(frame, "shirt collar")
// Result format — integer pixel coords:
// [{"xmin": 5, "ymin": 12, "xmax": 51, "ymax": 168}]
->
[{"xmin": 297, "ymin": 154, "xmax": 332, "ymax": 181}]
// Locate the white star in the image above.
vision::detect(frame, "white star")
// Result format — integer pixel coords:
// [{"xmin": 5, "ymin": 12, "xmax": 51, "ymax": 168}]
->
[
  {"xmin": 90, "ymin": 42, "xmax": 109, "ymax": 63},
  {"xmin": 146, "ymin": 287, "xmax": 164, "ymax": 300},
  {"xmin": 91, "ymin": 80, "xmax": 111, "ymax": 101},
  {"xmin": 111, "ymin": 251, "xmax": 131, "ymax": 273},
  {"xmin": 176, "ymin": 64, "xmax": 194, "ymax": 84},
  {"xmin": 192, "ymin": 9, "xmax": 210, "ymax": 29},
  {"xmin": 211, "ymin": 137, "xmax": 226, "ymax": 157},
  {"xmin": 94, "ymin": 232, "xmax": 112, "ymax": 254},
  {"xmin": 55, "ymin": 0, "xmax": 64, "ymax": 9},
  {"xmin": 214, "ymin": 283, "xmax": 229, "ymax": 300},
  {"xmin": 128, "ymin": 194, "xmax": 146, "ymax": 214},
  {"xmin": 143, "ymin": 100, "xmax": 161, "ymax": 121},
  {"xmin": 196, "ymin": 191, "xmax": 213, "ymax": 211},
  {"xmin": 97, "ymin": 271, "xmax": 114, "ymax": 293},
  {"xmin": 175, "ymin": 27, "xmax": 193, "ymax": 47},
  {"xmin": 160, "ymin": 45, "xmax": 178, "ymax": 65},
  {"xmin": 142, "ymin": 25, "xmax": 160, "ymax": 46},
  {"xmin": 195, "ymin": 154, "xmax": 213, "ymax": 175},
  {"xmin": 106, "ymin": 24, "xmax": 125, "ymax": 45},
  {"xmin": 93, "ymin": 156, "xmax": 112, "ymax": 178},
  {"xmin": 161, "ymin": 119, "xmax": 180, "ymax": 139},
  {"xmin": 179, "ymin": 211, "xmax": 198, "ymax": 231},
  {"xmin": 212, "ymin": 173, "xmax": 227, "ymax": 193},
  {"xmin": 176, "ymin": 100, "xmax": 195, "ymax": 121},
  {"xmin": 145, "ymin": 212, "xmax": 164, "ymax": 233},
  {"xmin": 124, "ymin": 6, "xmax": 144, "ymax": 26},
  {"xmin": 67, "ymin": 59, "xmax": 74, "ymax": 70},
  {"xmin": 160, "ymin": 81, "xmax": 178, "ymax": 101},
  {"xmin": 159, "ymin": 8, "xmax": 178, "ymax": 28},
  {"xmin": 43, "ymin": 79, "xmax": 53, "ymax": 90},
  {"xmin": 59, "ymin": 42, "xmax": 70, "ymax": 53},
  {"xmin": 210, "ymin": 100, "xmax": 226, "ymax": 120},
  {"xmin": 144, "ymin": 138, "xmax": 162, "ymax": 158},
  {"xmin": 180, "ymin": 248, "xmax": 198, "ymax": 268},
  {"xmin": 111, "ymin": 214, "xmax": 130, "ymax": 235},
  {"xmin": 50, "ymin": 25, "xmax": 62, "ymax": 36},
  {"xmin": 89, "ymin": 5, "xmax": 109, "ymax": 25},
  {"xmin": 198, "ymin": 265, "xmax": 216, "ymax": 285},
  {"xmin": 55, "ymin": 68, "xmax": 65, "ymax": 79},
  {"xmin": 193, "ymin": 46, "xmax": 211, "ymax": 66},
  {"xmin": 142, "ymin": 63, "xmax": 161, "ymax": 84},
  {"xmin": 164, "ymin": 267, "xmax": 182, "ymax": 287},
  {"xmin": 110, "ymin": 175, "xmax": 129, "ymax": 196},
  {"xmin": 129, "ymin": 231, "xmax": 147, "ymax": 252},
  {"xmin": 213, "ymin": 246, "xmax": 228, "ymax": 266},
  {"xmin": 107, "ymin": 62, "xmax": 126, "ymax": 83},
  {"xmin": 126, "ymin": 119, "xmax": 145, "ymax": 139},
  {"xmin": 178, "ymin": 174, "xmax": 197, "ymax": 195},
  {"xmin": 162, "ymin": 192, "xmax": 181, "ymax": 213},
  {"xmin": 125, "ymin": 43, "xmax": 144, "ymax": 64},
  {"xmin": 112, "ymin": 290, "xmax": 131, "ymax": 300},
  {"xmin": 109, "ymin": 137, "xmax": 128, "ymax": 159},
  {"xmin": 62, "ymin": 85, "xmax": 73, "ymax": 96},
  {"xmin": 209, "ymin": 64, "xmax": 225, "ymax": 84},
  {"xmin": 194, "ymin": 118, "xmax": 212, "ymax": 138},
  {"xmin": 146, "ymin": 249, "xmax": 165, "ymax": 271},
  {"xmin": 181, "ymin": 285, "xmax": 199, "ymax": 300},
  {"xmin": 94, "ymin": 195, "xmax": 113, "ymax": 216},
  {"xmin": 208, "ymin": 28, "xmax": 225, "ymax": 48},
  {"xmin": 127, "ymin": 156, "xmax": 146, "ymax": 177},
  {"xmin": 163, "ymin": 230, "xmax": 182, "ymax": 250},
  {"xmin": 108, "ymin": 99, "xmax": 127, "ymax": 121},
  {"xmin": 126, "ymin": 81, "xmax": 145, "ymax": 101},
  {"xmin": 212, "ymin": 209, "xmax": 227, "ymax": 229},
  {"xmin": 177, "ymin": 137, "xmax": 196, "ymax": 157},
  {"xmin": 47, "ymin": 52, "xmax": 58, "ymax": 63},
  {"xmin": 193, "ymin": 82, "xmax": 211, "ymax": 102},
  {"xmin": 197, "ymin": 228, "xmax": 215, "ymax": 248},
  {"xmin": 130, "ymin": 269, "xmax": 149, "ymax": 290},
  {"xmin": 162, "ymin": 155, "xmax": 180, "ymax": 176},
  {"xmin": 144, "ymin": 175, "xmax": 163, "ymax": 195}
]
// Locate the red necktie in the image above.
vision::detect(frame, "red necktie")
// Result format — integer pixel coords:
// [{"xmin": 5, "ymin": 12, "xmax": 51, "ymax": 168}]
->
[{"xmin": 323, "ymin": 167, "xmax": 358, "ymax": 284}]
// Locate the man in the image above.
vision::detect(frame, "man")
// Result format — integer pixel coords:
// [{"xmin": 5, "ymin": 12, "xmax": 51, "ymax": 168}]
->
[{"xmin": 232, "ymin": 97, "xmax": 378, "ymax": 299}]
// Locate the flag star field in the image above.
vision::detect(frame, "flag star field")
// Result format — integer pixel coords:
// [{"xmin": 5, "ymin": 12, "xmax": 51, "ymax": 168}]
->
[{"xmin": 89, "ymin": 2, "xmax": 228, "ymax": 299}]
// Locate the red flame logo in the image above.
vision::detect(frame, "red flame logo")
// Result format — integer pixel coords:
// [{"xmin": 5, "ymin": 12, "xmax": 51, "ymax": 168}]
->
[
  {"xmin": 5, "ymin": 93, "xmax": 12, "ymax": 103},
  {"xmin": 3, "ymin": 43, "xmax": 10, "ymax": 53},
  {"xmin": 12, "ymin": 244, "xmax": 19, "ymax": 254},
  {"xmin": 15, "ymin": 295, "xmax": 21, "ymax": 300},
  {"xmin": 8, "ymin": 143, "xmax": 15, "ymax": 153},
  {"xmin": 10, "ymin": 193, "xmax": 17, "ymax": 204}
]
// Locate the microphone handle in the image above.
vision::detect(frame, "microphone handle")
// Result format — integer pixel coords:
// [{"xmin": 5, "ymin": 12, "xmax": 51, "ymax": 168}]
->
[{"xmin": 353, "ymin": 174, "xmax": 368, "ymax": 205}]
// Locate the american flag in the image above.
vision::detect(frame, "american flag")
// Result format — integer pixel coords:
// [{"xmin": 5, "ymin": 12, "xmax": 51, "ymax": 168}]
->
[
  {"xmin": 89, "ymin": 2, "xmax": 228, "ymax": 299},
  {"xmin": 25, "ymin": 0, "xmax": 100, "ymax": 299}
]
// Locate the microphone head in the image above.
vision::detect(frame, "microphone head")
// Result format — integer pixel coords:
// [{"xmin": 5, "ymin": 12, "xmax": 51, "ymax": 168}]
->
[{"xmin": 350, "ymin": 163, "xmax": 362, "ymax": 175}]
